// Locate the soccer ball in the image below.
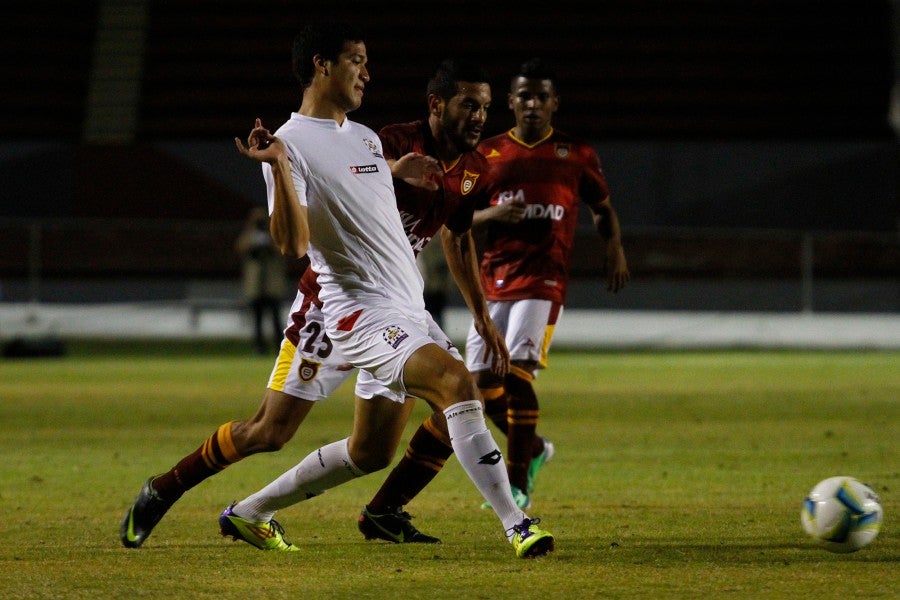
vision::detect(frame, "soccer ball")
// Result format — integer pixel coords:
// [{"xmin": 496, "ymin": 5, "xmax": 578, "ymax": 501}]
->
[{"xmin": 800, "ymin": 476, "xmax": 883, "ymax": 553}]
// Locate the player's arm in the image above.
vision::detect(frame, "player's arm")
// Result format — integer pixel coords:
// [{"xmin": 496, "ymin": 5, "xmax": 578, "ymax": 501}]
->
[
  {"xmin": 471, "ymin": 197, "xmax": 526, "ymax": 227},
  {"xmin": 387, "ymin": 153, "xmax": 442, "ymax": 190},
  {"xmin": 440, "ymin": 226, "xmax": 509, "ymax": 376},
  {"xmin": 591, "ymin": 196, "xmax": 630, "ymax": 293},
  {"xmin": 268, "ymin": 157, "xmax": 310, "ymax": 258},
  {"xmin": 234, "ymin": 119, "xmax": 309, "ymax": 258}
]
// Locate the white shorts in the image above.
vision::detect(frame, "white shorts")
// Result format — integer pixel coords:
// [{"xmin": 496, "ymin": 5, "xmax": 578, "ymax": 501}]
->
[
  {"xmin": 465, "ymin": 299, "xmax": 562, "ymax": 373},
  {"xmin": 324, "ymin": 292, "xmax": 459, "ymax": 402},
  {"xmin": 267, "ymin": 292, "xmax": 354, "ymax": 401},
  {"xmin": 355, "ymin": 309, "xmax": 461, "ymax": 402}
]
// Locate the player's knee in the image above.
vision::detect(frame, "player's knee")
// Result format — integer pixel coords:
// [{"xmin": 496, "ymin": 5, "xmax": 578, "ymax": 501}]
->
[
  {"xmin": 350, "ymin": 446, "xmax": 394, "ymax": 473},
  {"xmin": 436, "ymin": 360, "xmax": 478, "ymax": 402},
  {"xmin": 235, "ymin": 421, "xmax": 293, "ymax": 453}
]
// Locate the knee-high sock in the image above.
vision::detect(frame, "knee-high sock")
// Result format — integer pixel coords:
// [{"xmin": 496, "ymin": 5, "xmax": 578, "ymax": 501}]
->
[
  {"xmin": 505, "ymin": 366, "xmax": 539, "ymax": 491},
  {"xmin": 153, "ymin": 421, "xmax": 243, "ymax": 501},
  {"xmin": 481, "ymin": 386, "xmax": 509, "ymax": 434},
  {"xmin": 444, "ymin": 400, "xmax": 524, "ymax": 536},
  {"xmin": 233, "ymin": 438, "xmax": 364, "ymax": 522},
  {"xmin": 480, "ymin": 387, "xmax": 546, "ymax": 460},
  {"xmin": 367, "ymin": 414, "xmax": 453, "ymax": 512}
]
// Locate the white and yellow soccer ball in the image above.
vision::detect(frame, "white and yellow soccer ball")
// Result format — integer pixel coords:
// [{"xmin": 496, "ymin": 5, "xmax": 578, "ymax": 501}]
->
[{"xmin": 801, "ymin": 476, "xmax": 883, "ymax": 553}]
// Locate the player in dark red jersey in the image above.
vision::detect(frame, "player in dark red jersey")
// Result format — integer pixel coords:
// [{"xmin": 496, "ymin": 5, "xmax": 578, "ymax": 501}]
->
[
  {"xmin": 360, "ymin": 57, "xmax": 629, "ymax": 521},
  {"xmin": 468, "ymin": 57, "xmax": 628, "ymax": 509}
]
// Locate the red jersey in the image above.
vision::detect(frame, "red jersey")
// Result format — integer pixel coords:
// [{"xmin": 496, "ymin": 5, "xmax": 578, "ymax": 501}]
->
[
  {"xmin": 379, "ymin": 119, "xmax": 493, "ymax": 255},
  {"xmin": 287, "ymin": 120, "xmax": 492, "ymax": 346},
  {"xmin": 476, "ymin": 128, "xmax": 610, "ymax": 304}
]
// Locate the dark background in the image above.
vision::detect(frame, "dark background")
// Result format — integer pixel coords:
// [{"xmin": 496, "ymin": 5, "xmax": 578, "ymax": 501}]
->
[{"xmin": 0, "ymin": 0, "xmax": 896, "ymax": 311}]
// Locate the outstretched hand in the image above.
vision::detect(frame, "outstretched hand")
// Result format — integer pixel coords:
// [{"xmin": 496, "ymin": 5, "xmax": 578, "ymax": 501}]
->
[
  {"xmin": 234, "ymin": 118, "xmax": 285, "ymax": 163},
  {"xmin": 390, "ymin": 152, "xmax": 442, "ymax": 191}
]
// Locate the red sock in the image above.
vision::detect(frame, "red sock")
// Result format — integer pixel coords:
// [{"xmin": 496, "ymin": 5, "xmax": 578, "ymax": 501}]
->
[
  {"xmin": 481, "ymin": 386, "xmax": 509, "ymax": 434},
  {"xmin": 367, "ymin": 415, "xmax": 453, "ymax": 511},
  {"xmin": 151, "ymin": 421, "xmax": 243, "ymax": 501},
  {"xmin": 505, "ymin": 367, "xmax": 539, "ymax": 491}
]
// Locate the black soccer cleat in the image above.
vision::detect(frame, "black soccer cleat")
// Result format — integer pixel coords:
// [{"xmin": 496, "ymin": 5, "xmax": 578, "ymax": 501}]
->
[
  {"xmin": 120, "ymin": 476, "xmax": 175, "ymax": 548},
  {"xmin": 358, "ymin": 506, "xmax": 441, "ymax": 544}
]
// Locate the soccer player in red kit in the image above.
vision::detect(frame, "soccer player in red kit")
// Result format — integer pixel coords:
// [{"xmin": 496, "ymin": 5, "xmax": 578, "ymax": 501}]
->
[{"xmin": 359, "ymin": 57, "xmax": 629, "ymax": 524}]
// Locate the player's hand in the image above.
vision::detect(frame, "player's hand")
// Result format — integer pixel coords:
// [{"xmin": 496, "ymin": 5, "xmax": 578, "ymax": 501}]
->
[
  {"xmin": 606, "ymin": 243, "xmax": 630, "ymax": 293},
  {"xmin": 492, "ymin": 198, "xmax": 527, "ymax": 224},
  {"xmin": 390, "ymin": 152, "xmax": 442, "ymax": 190},
  {"xmin": 474, "ymin": 318, "xmax": 510, "ymax": 377},
  {"xmin": 234, "ymin": 118, "xmax": 285, "ymax": 163}
]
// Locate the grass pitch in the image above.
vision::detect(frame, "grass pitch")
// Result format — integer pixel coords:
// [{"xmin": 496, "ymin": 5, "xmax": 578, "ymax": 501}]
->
[{"xmin": 0, "ymin": 342, "xmax": 897, "ymax": 599}]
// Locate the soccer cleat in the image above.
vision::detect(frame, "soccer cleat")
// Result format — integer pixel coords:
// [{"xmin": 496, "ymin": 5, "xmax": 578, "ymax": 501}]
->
[
  {"xmin": 120, "ymin": 476, "xmax": 175, "ymax": 548},
  {"xmin": 527, "ymin": 438, "xmax": 555, "ymax": 494},
  {"xmin": 358, "ymin": 506, "xmax": 441, "ymax": 544},
  {"xmin": 509, "ymin": 517, "xmax": 555, "ymax": 559},
  {"xmin": 481, "ymin": 485, "xmax": 531, "ymax": 511},
  {"xmin": 218, "ymin": 503, "xmax": 299, "ymax": 552}
]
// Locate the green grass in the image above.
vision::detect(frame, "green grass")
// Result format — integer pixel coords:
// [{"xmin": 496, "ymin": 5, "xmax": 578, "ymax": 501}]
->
[{"xmin": 0, "ymin": 343, "xmax": 897, "ymax": 599}]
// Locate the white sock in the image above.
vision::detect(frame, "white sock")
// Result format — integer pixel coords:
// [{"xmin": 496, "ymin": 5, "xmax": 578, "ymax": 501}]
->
[
  {"xmin": 443, "ymin": 400, "xmax": 525, "ymax": 537},
  {"xmin": 232, "ymin": 438, "xmax": 365, "ymax": 522}
]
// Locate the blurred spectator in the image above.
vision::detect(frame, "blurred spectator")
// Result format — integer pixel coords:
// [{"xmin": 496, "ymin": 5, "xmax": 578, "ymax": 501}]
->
[{"xmin": 235, "ymin": 207, "xmax": 288, "ymax": 353}]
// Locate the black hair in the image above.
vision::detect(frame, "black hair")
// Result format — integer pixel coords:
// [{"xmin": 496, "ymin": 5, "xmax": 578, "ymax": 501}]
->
[
  {"xmin": 514, "ymin": 57, "xmax": 557, "ymax": 91},
  {"xmin": 426, "ymin": 58, "xmax": 490, "ymax": 101},
  {"xmin": 292, "ymin": 21, "xmax": 366, "ymax": 88}
]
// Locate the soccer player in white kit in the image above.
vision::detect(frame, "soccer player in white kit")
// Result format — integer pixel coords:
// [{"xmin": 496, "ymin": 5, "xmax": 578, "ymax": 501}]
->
[
  {"xmin": 119, "ymin": 57, "xmax": 508, "ymax": 552},
  {"xmin": 229, "ymin": 21, "xmax": 553, "ymax": 559}
]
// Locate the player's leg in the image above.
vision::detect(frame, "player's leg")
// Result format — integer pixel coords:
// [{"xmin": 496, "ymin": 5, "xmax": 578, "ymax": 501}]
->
[
  {"xmin": 464, "ymin": 300, "xmax": 511, "ymax": 432},
  {"xmin": 152, "ymin": 311, "xmax": 340, "ymax": 501},
  {"xmin": 120, "ymin": 374, "xmax": 312, "ymax": 548},
  {"xmin": 327, "ymin": 297, "xmax": 553, "ymax": 557},
  {"xmin": 402, "ymin": 345, "xmax": 521, "ymax": 522},
  {"xmin": 221, "ymin": 392, "xmax": 412, "ymax": 550},
  {"xmin": 467, "ymin": 300, "xmax": 558, "ymax": 504},
  {"xmin": 121, "ymin": 292, "xmax": 334, "ymax": 548},
  {"xmin": 360, "ymin": 310, "xmax": 459, "ymax": 522},
  {"xmin": 225, "ymin": 393, "xmax": 408, "ymax": 520},
  {"xmin": 356, "ymin": 362, "xmax": 447, "ymax": 543},
  {"xmin": 502, "ymin": 299, "xmax": 560, "ymax": 497},
  {"xmin": 404, "ymin": 344, "xmax": 554, "ymax": 557},
  {"xmin": 361, "ymin": 410, "xmax": 452, "ymax": 518}
]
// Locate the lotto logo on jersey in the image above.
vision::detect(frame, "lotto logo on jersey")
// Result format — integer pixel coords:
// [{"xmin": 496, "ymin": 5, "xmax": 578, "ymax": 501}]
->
[
  {"xmin": 350, "ymin": 164, "xmax": 379, "ymax": 174},
  {"xmin": 382, "ymin": 325, "xmax": 409, "ymax": 349},
  {"xmin": 298, "ymin": 358, "xmax": 320, "ymax": 382}
]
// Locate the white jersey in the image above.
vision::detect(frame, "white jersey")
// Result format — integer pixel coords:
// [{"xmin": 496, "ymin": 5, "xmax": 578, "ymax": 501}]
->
[{"xmin": 263, "ymin": 113, "xmax": 425, "ymax": 313}]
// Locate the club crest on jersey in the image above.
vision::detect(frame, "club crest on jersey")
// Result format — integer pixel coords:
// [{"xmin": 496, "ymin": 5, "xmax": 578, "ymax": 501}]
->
[
  {"xmin": 362, "ymin": 137, "xmax": 383, "ymax": 158},
  {"xmin": 554, "ymin": 143, "xmax": 570, "ymax": 158},
  {"xmin": 460, "ymin": 170, "xmax": 479, "ymax": 195},
  {"xmin": 298, "ymin": 358, "xmax": 320, "ymax": 382},
  {"xmin": 382, "ymin": 325, "xmax": 409, "ymax": 349}
]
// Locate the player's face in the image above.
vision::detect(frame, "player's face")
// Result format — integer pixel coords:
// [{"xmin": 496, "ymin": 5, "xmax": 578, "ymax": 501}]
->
[
  {"xmin": 509, "ymin": 77, "xmax": 557, "ymax": 137},
  {"xmin": 440, "ymin": 82, "xmax": 491, "ymax": 153},
  {"xmin": 326, "ymin": 41, "xmax": 370, "ymax": 113}
]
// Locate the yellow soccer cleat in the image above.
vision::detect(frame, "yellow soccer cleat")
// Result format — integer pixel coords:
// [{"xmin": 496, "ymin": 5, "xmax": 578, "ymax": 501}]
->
[
  {"xmin": 509, "ymin": 517, "xmax": 555, "ymax": 558},
  {"xmin": 219, "ymin": 503, "xmax": 299, "ymax": 552}
]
